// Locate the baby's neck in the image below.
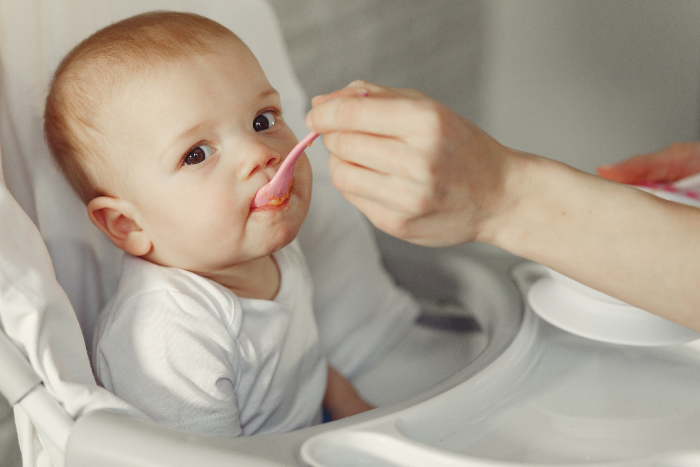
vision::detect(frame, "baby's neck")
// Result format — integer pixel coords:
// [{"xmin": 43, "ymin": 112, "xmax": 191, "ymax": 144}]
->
[{"xmin": 204, "ymin": 254, "xmax": 281, "ymax": 301}]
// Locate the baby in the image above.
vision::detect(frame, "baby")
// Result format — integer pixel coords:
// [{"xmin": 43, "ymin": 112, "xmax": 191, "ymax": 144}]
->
[{"xmin": 44, "ymin": 11, "xmax": 370, "ymax": 436}]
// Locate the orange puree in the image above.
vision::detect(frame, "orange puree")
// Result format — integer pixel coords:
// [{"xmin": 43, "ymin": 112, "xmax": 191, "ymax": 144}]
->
[
  {"xmin": 267, "ymin": 193, "xmax": 289, "ymax": 206},
  {"xmin": 265, "ymin": 177, "xmax": 293, "ymax": 207}
]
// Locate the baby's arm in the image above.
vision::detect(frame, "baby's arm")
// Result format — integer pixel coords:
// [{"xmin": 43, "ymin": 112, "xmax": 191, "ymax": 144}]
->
[{"xmin": 323, "ymin": 365, "xmax": 373, "ymax": 420}]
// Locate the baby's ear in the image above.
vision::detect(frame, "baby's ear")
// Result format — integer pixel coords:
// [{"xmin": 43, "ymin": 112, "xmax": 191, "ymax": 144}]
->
[{"xmin": 87, "ymin": 196, "xmax": 152, "ymax": 256}]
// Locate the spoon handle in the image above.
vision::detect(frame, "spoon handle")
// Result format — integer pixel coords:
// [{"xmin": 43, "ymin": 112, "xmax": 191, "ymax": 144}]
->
[
  {"xmin": 267, "ymin": 132, "xmax": 319, "ymax": 196},
  {"xmin": 275, "ymin": 132, "xmax": 319, "ymax": 182},
  {"xmin": 250, "ymin": 132, "xmax": 319, "ymax": 208}
]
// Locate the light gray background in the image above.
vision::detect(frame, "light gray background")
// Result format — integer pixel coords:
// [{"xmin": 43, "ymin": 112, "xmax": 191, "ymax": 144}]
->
[
  {"xmin": 3, "ymin": 1, "xmax": 700, "ymax": 464},
  {"xmin": 269, "ymin": 0, "xmax": 700, "ymax": 173}
]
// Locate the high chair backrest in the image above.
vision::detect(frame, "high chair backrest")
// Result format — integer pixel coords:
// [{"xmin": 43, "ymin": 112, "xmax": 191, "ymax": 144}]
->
[{"xmin": 0, "ymin": 2, "xmax": 418, "ymax": 466}]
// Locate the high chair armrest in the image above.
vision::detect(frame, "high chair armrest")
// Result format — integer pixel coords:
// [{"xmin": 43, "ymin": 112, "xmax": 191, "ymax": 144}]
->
[
  {"xmin": 0, "ymin": 326, "xmax": 41, "ymax": 405},
  {"xmin": 0, "ymin": 327, "xmax": 74, "ymax": 460},
  {"xmin": 66, "ymin": 410, "xmax": 287, "ymax": 467}
]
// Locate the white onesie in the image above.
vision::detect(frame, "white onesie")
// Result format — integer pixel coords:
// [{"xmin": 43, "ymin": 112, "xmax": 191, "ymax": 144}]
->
[{"xmin": 91, "ymin": 240, "xmax": 327, "ymax": 437}]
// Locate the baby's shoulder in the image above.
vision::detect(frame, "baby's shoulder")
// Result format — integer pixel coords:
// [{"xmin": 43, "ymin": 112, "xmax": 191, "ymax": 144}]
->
[{"xmin": 107, "ymin": 255, "xmax": 241, "ymax": 331}]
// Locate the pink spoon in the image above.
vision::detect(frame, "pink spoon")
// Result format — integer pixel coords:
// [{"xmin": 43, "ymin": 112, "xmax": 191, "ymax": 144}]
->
[{"xmin": 251, "ymin": 132, "xmax": 319, "ymax": 208}]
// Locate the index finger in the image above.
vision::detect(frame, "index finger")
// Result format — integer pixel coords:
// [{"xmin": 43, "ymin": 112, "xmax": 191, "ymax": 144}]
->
[
  {"xmin": 310, "ymin": 80, "xmax": 372, "ymax": 106},
  {"xmin": 305, "ymin": 86, "xmax": 431, "ymax": 140}
]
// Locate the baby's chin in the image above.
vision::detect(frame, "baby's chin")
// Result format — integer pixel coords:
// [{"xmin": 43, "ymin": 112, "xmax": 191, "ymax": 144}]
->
[{"xmin": 264, "ymin": 221, "xmax": 304, "ymax": 254}]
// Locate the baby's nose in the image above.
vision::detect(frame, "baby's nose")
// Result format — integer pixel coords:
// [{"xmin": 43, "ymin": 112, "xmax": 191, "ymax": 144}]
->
[{"xmin": 241, "ymin": 144, "xmax": 281, "ymax": 179}]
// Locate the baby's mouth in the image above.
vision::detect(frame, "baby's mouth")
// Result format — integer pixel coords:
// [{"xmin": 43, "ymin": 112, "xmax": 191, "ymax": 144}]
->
[
  {"xmin": 264, "ymin": 178, "xmax": 293, "ymax": 207},
  {"xmin": 250, "ymin": 178, "xmax": 293, "ymax": 210}
]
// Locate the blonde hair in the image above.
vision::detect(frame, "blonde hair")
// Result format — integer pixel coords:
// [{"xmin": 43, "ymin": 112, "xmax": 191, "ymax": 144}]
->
[{"xmin": 45, "ymin": 11, "xmax": 242, "ymax": 203}]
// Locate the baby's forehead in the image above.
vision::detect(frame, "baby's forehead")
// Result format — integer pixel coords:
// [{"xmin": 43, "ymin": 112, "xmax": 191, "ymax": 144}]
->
[
  {"xmin": 94, "ymin": 38, "xmax": 266, "ymax": 146},
  {"xmin": 106, "ymin": 35, "xmax": 254, "ymax": 92},
  {"xmin": 95, "ymin": 37, "xmax": 245, "ymax": 99}
]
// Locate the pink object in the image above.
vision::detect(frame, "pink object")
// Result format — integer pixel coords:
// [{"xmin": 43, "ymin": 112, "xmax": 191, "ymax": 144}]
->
[
  {"xmin": 637, "ymin": 182, "xmax": 700, "ymax": 201},
  {"xmin": 251, "ymin": 132, "xmax": 319, "ymax": 208},
  {"xmin": 635, "ymin": 172, "xmax": 700, "ymax": 201}
]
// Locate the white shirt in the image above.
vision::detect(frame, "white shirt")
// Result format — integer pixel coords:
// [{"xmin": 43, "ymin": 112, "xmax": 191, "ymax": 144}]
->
[{"xmin": 92, "ymin": 241, "xmax": 326, "ymax": 436}]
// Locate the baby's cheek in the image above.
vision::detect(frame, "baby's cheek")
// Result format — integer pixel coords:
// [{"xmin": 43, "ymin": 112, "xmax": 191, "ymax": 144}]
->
[
  {"xmin": 175, "ymin": 198, "xmax": 237, "ymax": 237},
  {"xmin": 294, "ymin": 157, "xmax": 313, "ymax": 201}
]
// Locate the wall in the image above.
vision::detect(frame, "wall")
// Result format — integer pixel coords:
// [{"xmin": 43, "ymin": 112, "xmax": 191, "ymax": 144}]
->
[
  {"xmin": 481, "ymin": 0, "xmax": 700, "ymax": 172},
  {"xmin": 267, "ymin": 0, "xmax": 488, "ymax": 133},
  {"xmin": 269, "ymin": 0, "xmax": 700, "ymax": 173}
]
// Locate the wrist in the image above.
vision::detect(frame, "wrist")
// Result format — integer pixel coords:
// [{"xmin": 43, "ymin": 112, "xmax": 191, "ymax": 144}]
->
[
  {"xmin": 484, "ymin": 153, "xmax": 619, "ymax": 266},
  {"xmin": 475, "ymin": 147, "xmax": 543, "ymax": 248}
]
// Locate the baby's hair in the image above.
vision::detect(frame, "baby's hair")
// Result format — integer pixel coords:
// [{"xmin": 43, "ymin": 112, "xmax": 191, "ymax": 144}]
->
[{"xmin": 44, "ymin": 11, "xmax": 243, "ymax": 203}]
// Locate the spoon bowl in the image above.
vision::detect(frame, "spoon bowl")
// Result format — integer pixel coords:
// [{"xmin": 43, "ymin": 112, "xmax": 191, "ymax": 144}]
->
[{"xmin": 251, "ymin": 132, "xmax": 319, "ymax": 208}]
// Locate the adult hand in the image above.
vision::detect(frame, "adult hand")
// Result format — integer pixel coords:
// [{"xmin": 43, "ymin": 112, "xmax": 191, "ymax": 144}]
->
[
  {"xmin": 307, "ymin": 83, "xmax": 700, "ymax": 332},
  {"xmin": 305, "ymin": 80, "xmax": 523, "ymax": 247},
  {"xmin": 597, "ymin": 141, "xmax": 700, "ymax": 184}
]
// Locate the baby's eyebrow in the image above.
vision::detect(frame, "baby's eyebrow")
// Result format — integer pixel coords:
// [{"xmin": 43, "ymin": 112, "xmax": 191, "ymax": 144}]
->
[{"xmin": 258, "ymin": 88, "xmax": 280, "ymax": 100}]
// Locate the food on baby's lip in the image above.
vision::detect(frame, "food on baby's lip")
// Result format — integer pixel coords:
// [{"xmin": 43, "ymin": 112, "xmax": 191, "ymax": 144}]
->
[
  {"xmin": 255, "ymin": 177, "xmax": 293, "ymax": 208},
  {"xmin": 267, "ymin": 192, "xmax": 290, "ymax": 207}
]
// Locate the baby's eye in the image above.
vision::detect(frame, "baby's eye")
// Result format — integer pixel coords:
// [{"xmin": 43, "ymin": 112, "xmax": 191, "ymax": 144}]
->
[
  {"xmin": 184, "ymin": 144, "xmax": 214, "ymax": 165},
  {"xmin": 253, "ymin": 112, "xmax": 276, "ymax": 132}
]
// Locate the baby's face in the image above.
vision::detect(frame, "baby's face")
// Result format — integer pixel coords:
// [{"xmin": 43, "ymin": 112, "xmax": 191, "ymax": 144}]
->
[{"xmin": 102, "ymin": 39, "xmax": 311, "ymax": 275}]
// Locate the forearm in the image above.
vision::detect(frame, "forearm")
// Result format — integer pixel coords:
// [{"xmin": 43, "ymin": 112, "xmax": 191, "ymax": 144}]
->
[
  {"xmin": 487, "ymin": 151, "xmax": 700, "ymax": 332},
  {"xmin": 323, "ymin": 365, "xmax": 373, "ymax": 420}
]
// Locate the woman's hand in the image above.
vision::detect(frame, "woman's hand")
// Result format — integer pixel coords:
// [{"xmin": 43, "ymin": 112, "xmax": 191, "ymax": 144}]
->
[
  {"xmin": 597, "ymin": 141, "xmax": 700, "ymax": 184},
  {"xmin": 306, "ymin": 80, "xmax": 524, "ymax": 247}
]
